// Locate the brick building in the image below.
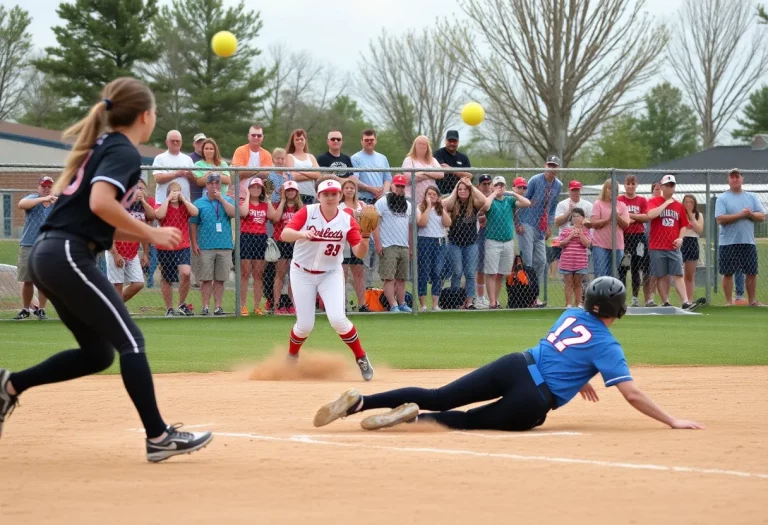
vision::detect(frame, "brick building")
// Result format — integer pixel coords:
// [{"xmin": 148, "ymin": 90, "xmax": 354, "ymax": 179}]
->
[{"xmin": 0, "ymin": 121, "xmax": 164, "ymax": 238}]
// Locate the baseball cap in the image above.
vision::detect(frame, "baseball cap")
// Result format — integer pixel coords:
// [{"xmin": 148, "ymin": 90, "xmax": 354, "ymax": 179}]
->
[
  {"xmin": 283, "ymin": 180, "xmax": 299, "ymax": 191},
  {"xmin": 446, "ymin": 130, "xmax": 459, "ymax": 141},
  {"xmin": 569, "ymin": 180, "xmax": 582, "ymax": 190},
  {"xmin": 39, "ymin": 176, "xmax": 54, "ymax": 186},
  {"xmin": 478, "ymin": 174, "xmax": 492, "ymax": 184},
  {"xmin": 546, "ymin": 155, "xmax": 561, "ymax": 166},
  {"xmin": 206, "ymin": 173, "xmax": 221, "ymax": 183},
  {"xmin": 392, "ymin": 174, "xmax": 407, "ymax": 186},
  {"xmin": 492, "ymin": 176, "xmax": 507, "ymax": 186},
  {"xmin": 729, "ymin": 168, "xmax": 742, "ymax": 177},
  {"xmin": 660, "ymin": 174, "xmax": 676, "ymax": 185},
  {"xmin": 317, "ymin": 179, "xmax": 342, "ymax": 194},
  {"xmin": 248, "ymin": 177, "xmax": 263, "ymax": 187},
  {"xmin": 513, "ymin": 176, "xmax": 528, "ymax": 188},
  {"xmin": 193, "ymin": 133, "xmax": 207, "ymax": 142}
]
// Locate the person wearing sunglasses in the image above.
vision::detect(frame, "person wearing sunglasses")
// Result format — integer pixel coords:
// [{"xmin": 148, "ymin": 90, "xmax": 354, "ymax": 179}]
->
[
  {"xmin": 231, "ymin": 124, "xmax": 273, "ymax": 191},
  {"xmin": 317, "ymin": 131, "xmax": 353, "ymax": 180}
]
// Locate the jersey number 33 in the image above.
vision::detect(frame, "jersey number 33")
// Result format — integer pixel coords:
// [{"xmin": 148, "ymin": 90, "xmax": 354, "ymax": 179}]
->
[{"xmin": 546, "ymin": 317, "xmax": 593, "ymax": 352}]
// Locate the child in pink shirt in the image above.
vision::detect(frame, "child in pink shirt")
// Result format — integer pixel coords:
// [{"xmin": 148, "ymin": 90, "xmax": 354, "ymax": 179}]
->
[{"xmin": 558, "ymin": 208, "xmax": 592, "ymax": 307}]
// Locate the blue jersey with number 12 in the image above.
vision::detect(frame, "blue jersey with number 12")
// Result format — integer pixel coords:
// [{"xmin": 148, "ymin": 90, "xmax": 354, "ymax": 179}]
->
[{"xmin": 528, "ymin": 308, "xmax": 632, "ymax": 408}]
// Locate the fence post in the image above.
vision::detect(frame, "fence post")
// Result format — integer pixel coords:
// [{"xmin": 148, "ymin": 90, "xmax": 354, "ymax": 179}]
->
[
  {"xmin": 610, "ymin": 168, "xmax": 618, "ymax": 278},
  {"xmin": 704, "ymin": 171, "xmax": 711, "ymax": 305},
  {"xmin": 410, "ymin": 169, "xmax": 419, "ymax": 315},
  {"xmin": 234, "ymin": 172, "xmax": 242, "ymax": 317}
]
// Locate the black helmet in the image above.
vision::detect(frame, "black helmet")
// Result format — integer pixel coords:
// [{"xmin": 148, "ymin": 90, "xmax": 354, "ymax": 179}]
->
[{"xmin": 584, "ymin": 277, "xmax": 627, "ymax": 319}]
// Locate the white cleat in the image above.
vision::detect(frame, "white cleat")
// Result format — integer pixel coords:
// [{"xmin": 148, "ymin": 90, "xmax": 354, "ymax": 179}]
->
[
  {"xmin": 360, "ymin": 403, "xmax": 419, "ymax": 430},
  {"xmin": 313, "ymin": 389, "xmax": 361, "ymax": 428}
]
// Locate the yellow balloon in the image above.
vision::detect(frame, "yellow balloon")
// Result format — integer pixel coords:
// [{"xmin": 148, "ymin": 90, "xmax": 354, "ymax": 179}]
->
[
  {"xmin": 211, "ymin": 31, "xmax": 238, "ymax": 58},
  {"xmin": 461, "ymin": 102, "xmax": 485, "ymax": 126}
]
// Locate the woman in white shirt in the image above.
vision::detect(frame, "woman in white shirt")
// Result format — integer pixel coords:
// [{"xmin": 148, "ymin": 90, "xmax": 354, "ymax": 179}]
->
[
  {"xmin": 416, "ymin": 186, "xmax": 452, "ymax": 311},
  {"xmin": 402, "ymin": 135, "xmax": 444, "ymax": 203},
  {"xmin": 338, "ymin": 178, "xmax": 368, "ymax": 312},
  {"xmin": 681, "ymin": 194, "xmax": 704, "ymax": 302},
  {"xmin": 284, "ymin": 129, "xmax": 320, "ymax": 205}
]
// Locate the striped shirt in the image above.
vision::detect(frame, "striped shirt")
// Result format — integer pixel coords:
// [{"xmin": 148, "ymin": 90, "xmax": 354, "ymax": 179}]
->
[
  {"xmin": 557, "ymin": 227, "xmax": 591, "ymax": 271},
  {"xmin": 375, "ymin": 196, "xmax": 412, "ymax": 248}
]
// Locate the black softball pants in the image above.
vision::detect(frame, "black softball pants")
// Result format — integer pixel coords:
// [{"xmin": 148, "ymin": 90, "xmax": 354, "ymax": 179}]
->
[
  {"xmin": 9, "ymin": 232, "xmax": 167, "ymax": 438},
  {"xmin": 361, "ymin": 352, "xmax": 554, "ymax": 431}
]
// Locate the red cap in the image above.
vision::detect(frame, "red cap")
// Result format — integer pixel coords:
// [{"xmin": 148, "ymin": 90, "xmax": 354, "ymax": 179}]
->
[
  {"xmin": 569, "ymin": 180, "xmax": 582, "ymax": 190},
  {"xmin": 39, "ymin": 176, "xmax": 54, "ymax": 186},
  {"xmin": 392, "ymin": 174, "xmax": 407, "ymax": 186},
  {"xmin": 513, "ymin": 177, "xmax": 528, "ymax": 188}
]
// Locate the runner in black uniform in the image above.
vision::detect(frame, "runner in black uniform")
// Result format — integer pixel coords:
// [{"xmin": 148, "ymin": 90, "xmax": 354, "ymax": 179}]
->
[{"xmin": 0, "ymin": 77, "xmax": 212, "ymax": 462}]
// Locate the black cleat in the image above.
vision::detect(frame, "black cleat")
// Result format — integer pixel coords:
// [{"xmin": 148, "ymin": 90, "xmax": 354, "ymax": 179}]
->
[
  {"xmin": 0, "ymin": 369, "xmax": 19, "ymax": 439},
  {"xmin": 146, "ymin": 424, "xmax": 213, "ymax": 463},
  {"xmin": 12, "ymin": 309, "xmax": 30, "ymax": 320}
]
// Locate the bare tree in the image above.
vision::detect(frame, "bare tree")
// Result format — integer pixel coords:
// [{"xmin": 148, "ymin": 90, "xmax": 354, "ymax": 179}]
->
[
  {"xmin": 358, "ymin": 28, "xmax": 464, "ymax": 150},
  {"xmin": 669, "ymin": 0, "xmax": 768, "ymax": 149},
  {"xmin": 263, "ymin": 44, "xmax": 347, "ymax": 141},
  {"xmin": 438, "ymin": 0, "xmax": 668, "ymax": 165},
  {"xmin": 0, "ymin": 5, "xmax": 34, "ymax": 121}
]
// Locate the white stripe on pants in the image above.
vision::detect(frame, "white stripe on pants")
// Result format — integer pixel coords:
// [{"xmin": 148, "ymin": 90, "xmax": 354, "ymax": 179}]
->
[{"xmin": 290, "ymin": 265, "xmax": 353, "ymax": 339}]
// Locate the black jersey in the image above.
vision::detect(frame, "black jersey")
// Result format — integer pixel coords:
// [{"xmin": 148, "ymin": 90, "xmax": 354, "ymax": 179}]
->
[{"xmin": 41, "ymin": 132, "xmax": 142, "ymax": 252}]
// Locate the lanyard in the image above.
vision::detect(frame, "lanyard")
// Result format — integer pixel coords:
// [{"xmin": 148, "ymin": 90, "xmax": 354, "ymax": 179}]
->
[{"xmin": 212, "ymin": 199, "xmax": 220, "ymax": 220}]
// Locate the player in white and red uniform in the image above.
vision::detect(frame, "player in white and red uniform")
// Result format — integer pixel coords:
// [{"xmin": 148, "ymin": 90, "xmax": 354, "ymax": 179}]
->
[{"xmin": 280, "ymin": 179, "xmax": 374, "ymax": 380}]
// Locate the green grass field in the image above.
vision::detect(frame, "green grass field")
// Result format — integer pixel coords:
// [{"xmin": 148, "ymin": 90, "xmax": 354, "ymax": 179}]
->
[{"xmin": 0, "ymin": 308, "xmax": 765, "ymax": 375}]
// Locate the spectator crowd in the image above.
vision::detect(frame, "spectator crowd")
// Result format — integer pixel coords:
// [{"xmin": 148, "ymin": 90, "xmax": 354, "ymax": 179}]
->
[{"xmin": 12, "ymin": 125, "xmax": 767, "ymax": 319}]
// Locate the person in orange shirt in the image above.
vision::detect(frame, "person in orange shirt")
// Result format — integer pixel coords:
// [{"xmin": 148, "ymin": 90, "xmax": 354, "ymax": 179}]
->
[{"xmin": 230, "ymin": 124, "xmax": 274, "ymax": 198}]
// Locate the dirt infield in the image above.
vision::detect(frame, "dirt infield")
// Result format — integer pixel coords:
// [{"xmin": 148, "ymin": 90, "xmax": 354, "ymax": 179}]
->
[{"xmin": 1, "ymin": 364, "xmax": 766, "ymax": 524}]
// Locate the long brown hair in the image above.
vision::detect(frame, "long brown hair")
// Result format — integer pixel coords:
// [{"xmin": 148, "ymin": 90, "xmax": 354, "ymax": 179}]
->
[
  {"xmin": 599, "ymin": 179, "xmax": 613, "ymax": 203},
  {"xmin": 341, "ymin": 178, "xmax": 360, "ymax": 210},
  {"xmin": 54, "ymin": 77, "xmax": 154, "ymax": 194},
  {"xmin": 418, "ymin": 186, "xmax": 443, "ymax": 214},
  {"xmin": 683, "ymin": 194, "xmax": 700, "ymax": 220},
  {"xmin": 201, "ymin": 138, "xmax": 222, "ymax": 166},
  {"xmin": 452, "ymin": 179, "xmax": 476, "ymax": 220},
  {"xmin": 286, "ymin": 129, "xmax": 309, "ymax": 155}
]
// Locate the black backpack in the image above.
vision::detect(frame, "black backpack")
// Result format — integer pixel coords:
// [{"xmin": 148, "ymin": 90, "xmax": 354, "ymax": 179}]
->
[
  {"xmin": 439, "ymin": 287, "xmax": 466, "ymax": 310},
  {"xmin": 506, "ymin": 255, "xmax": 539, "ymax": 309}
]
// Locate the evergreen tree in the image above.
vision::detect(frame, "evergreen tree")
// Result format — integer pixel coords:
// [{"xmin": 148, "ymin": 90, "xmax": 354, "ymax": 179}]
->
[
  {"xmin": 732, "ymin": 85, "xmax": 768, "ymax": 142},
  {"xmin": 153, "ymin": 0, "xmax": 270, "ymax": 156},
  {"xmin": 635, "ymin": 82, "xmax": 699, "ymax": 162},
  {"xmin": 33, "ymin": 0, "xmax": 159, "ymax": 127}
]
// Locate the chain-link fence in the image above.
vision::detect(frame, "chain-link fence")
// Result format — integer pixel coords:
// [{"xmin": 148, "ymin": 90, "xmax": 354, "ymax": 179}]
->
[{"xmin": 1, "ymin": 165, "xmax": 766, "ymax": 319}]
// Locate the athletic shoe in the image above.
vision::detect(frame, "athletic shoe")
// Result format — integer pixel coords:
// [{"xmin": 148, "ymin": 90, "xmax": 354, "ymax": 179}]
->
[
  {"xmin": 360, "ymin": 403, "xmax": 419, "ymax": 430},
  {"xmin": 254, "ymin": 308, "xmax": 265, "ymax": 316},
  {"xmin": 288, "ymin": 306, "xmax": 296, "ymax": 315},
  {"xmin": 34, "ymin": 308, "xmax": 47, "ymax": 320},
  {"xmin": 474, "ymin": 297, "xmax": 490, "ymax": 310},
  {"xmin": 240, "ymin": 306, "xmax": 249, "ymax": 317},
  {"xmin": 356, "ymin": 354, "xmax": 374, "ymax": 381},
  {"xmin": 165, "ymin": 308, "xmax": 175, "ymax": 317},
  {"xmin": 390, "ymin": 305, "xmax": 401, "ymax": 313},
  {"xmin": 420, "ymin": 305, "xmax": 427, "ymax": 312},
  {"xmin": 682, "ymin": 301, "xmax": 700, "ymax": 311},
  {"xmin": 645, "ymin": 300, "xmax": 657, "ymax": 307},
  {"xmin": 662, "ymin": 302, "xmax": 672, "ymax": 307},
  {"xmin": 313, "ymin": 388, "xmax": 362, "ymax": 427},
  {"xmin": 178, "ymin": 303, "xmax": 194, "ymax": 316},
  {"xmin": 12, "ymin": 309, "xmax": 30, "ymax": 320},
  {"xmin": 214, "ymin": 307, "xmax": 225, "ymax": 316},
  {"xmin": 358, "ymin": 305, "xmax": 371, "ymax": 313},
  {"xmin": 433, "ymin": 305, "xmax": 442, "ymax": 312},
  {"xmin": 276, "ymin": 307, "xmax": 290, "ymax": 315},
  {"xmin": 631, "ymin": 297, "xmax": 640, "ymax": 307},
  {"xmin": 145, "ymin": 424, "xmax": 213, "ymax": 463},
  {"xmin": 0, "ymin": 369, "xmax": 19, "ymax": 439},
  {"xmin": 201, "ymin": 307, "xmax": 210, "ymax": 316},
  {"xmin": 399, "ymin": 304, "xmax": 412, "ymax": 313}
]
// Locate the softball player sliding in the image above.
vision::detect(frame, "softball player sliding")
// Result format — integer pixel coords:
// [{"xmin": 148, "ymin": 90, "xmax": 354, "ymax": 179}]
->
[{"xmin": 280, "ymin": 179, "xmax": 375, "ymax": 380}]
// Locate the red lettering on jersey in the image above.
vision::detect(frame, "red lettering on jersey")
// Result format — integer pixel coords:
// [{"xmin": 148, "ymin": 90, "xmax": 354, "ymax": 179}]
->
[{"xmin": 308, "ymin": 225, "xmax": 344, "ymax": 241}]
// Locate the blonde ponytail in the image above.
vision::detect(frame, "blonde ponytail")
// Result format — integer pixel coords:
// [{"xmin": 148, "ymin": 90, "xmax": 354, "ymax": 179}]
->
[{"xmin": 53, "ymin": 101, "xmax": 109, "ymax": 194}]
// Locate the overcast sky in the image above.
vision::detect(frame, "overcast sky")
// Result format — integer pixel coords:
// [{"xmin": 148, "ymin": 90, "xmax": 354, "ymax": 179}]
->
[{"xmin": 5, "ymin": 0, "xmax": 752, "ymax": 146}]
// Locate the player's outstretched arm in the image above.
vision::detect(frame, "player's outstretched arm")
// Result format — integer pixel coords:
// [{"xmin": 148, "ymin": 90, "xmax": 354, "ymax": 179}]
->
[{"xmin": 616, "ymin": 381, "xmax": 704, "ymax": 429}]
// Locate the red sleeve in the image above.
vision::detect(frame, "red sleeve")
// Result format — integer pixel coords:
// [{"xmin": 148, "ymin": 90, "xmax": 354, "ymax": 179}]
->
[
  {"xmin": 342, "ymin": 207, "xmax": 354, "ymax": 217},
  {"xmin": 285, "ymin": 206, "xmax": 308, "ymax": 231},
  {"xmin": 646, "ymin": 197, "xmax": 661, "ymax": 211},
  {"xmin": 639, "ymin": 196, "xmax": 648, "ymax": 214},
  {"xmin": 346, "ymin": 216, "xmax": 362, "ymax": 248},
  {"xmin": 678, "ymin": 202, "xmax": 690, "ymax": 229}
]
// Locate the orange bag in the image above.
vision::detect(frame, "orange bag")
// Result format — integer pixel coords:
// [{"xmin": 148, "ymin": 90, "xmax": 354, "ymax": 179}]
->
[{"xmin": 364, "ymin": 288, "xmax": 387, "ymax": 312}]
